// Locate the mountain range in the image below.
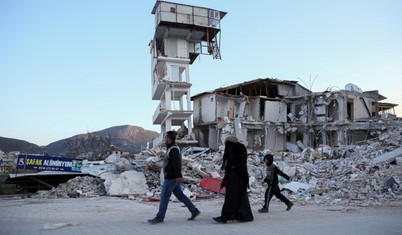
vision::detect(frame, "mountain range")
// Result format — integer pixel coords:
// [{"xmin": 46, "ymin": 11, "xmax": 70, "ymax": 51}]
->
[{"xmin": 0, "ymin": 125, "xmax": 158, "ymax": 157}]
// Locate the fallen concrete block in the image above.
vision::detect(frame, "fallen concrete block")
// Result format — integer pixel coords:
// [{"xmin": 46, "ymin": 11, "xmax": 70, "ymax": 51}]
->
[
  {"xmin": 100, "ymin": 172, "xmax": 120, "ymax": 194},
  {"xmin": 282, "ymin": 166, "xmax": 296, "ymax": 177},
  {"xmin": 296, "ymin": 140, "xmax": 305, "ymax": 150},
  {"xmin": 372, "ymin": 147, "xmax": 402, "ymax": 164},
  {"xmin": 109, "ymin": 171, "xmax": 148, "ymax": 196},
  {"xmin": 282, "ymin": 182, "xmax": 313, "ymax": 193},
  {"xmin": 115, "ymin": 158, "xmax": 132, "ymax": 172},
  {"xmin": 286, "ymin": 142, "xmax": 300, "ymax": 153}
]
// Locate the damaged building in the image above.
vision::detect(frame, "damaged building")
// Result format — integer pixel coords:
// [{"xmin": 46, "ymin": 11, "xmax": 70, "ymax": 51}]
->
[
  {"xmin": 191, "ymin": 78, "xmax": 400, "ymax": 152},
  {"xmin": 149, "ymin": 1, "xmax": 226, "ymax": 147}
]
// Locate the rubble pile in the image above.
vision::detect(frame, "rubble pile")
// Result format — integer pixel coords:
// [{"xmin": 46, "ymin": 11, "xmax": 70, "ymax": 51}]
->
[
  {"xmin": 140, "ymin": 127, "xmax": 401, "ymax": 206},
  {"xmin": 248, "ymin": 127, "xmax": 402, "ymax": 206},
  {"xmin": 140, "ymin": 149, "xmax": 225, "ymax": 197},
  {"xmin": 45, "ymin": 176, "xmax": 106, "ymax": 198},
  {"xmin": 32, "ymin": 127, "xmax": 401, "ymax": 205}
]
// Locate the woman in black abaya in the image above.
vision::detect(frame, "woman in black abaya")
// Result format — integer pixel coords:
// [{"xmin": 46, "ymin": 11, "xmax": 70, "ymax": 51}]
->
[{"xmin": 213, "ymin": 136, "xmax": 254, "ymax": 223}]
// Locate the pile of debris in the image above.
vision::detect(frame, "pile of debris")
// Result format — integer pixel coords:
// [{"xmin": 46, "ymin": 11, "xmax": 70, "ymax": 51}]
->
[
  {"xmin": 248, "ymin": 127, "xmax": 402, "ymax": 206},
  {"xmin": 42, "ymin": 176, "xmax": 106, "ymax": 198},
  {"xmin": 139, "ymin": 126, "xmax": 401, "ymax": 206},
  {"xmin": 36, "ymin": 153, "xmax": 150, "ymax": 199},
  {"xmin": 138, "ymin": 147, "xmax": 225, "ymax": 198},
  {"xmin": 34, "ymin": 127, "xmax": 401, "ymax": 205}
]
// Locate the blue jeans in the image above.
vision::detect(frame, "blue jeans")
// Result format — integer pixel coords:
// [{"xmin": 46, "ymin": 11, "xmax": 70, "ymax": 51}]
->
[{"xmin": 156, "ymin": 179, "xmax": 198, "ymax": 221}]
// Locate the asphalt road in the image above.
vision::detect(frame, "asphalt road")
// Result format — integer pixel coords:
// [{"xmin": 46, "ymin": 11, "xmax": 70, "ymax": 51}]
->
[{"xmin": 0, "ymin": 196, "xmax": 401, "ymax": 235}]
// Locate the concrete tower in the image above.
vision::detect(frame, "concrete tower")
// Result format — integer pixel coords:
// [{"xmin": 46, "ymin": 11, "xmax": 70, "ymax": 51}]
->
[{"xmin": 150, "ymin": 1, "xmax": 226, "ymax": 146}]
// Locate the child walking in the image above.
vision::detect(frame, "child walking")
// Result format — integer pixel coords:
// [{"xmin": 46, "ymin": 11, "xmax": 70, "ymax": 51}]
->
[{"xmin": 259, "ymin": 154, "xmax": 294, "ymax": 213}]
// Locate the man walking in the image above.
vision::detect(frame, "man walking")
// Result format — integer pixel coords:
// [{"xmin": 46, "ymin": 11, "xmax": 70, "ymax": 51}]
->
[{"xmin": 148, "ymin": 131, "xmax": 201, "ymax": 224}]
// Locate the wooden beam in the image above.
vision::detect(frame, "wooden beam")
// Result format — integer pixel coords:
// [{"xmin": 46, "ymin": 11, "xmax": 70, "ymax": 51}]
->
[{"xmin": 30, "ymin": 177, "xmax": 54, "ymax": 189}]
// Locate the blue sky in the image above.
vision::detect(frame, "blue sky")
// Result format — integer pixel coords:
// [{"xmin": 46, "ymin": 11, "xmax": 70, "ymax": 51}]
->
[{"xmin": 1, "ymin": 0, "xmax": 401, "ymax": 146}]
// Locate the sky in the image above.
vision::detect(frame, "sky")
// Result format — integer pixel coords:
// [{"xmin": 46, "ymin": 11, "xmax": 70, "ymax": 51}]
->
[{"xmin": 1, "ymin": 0, "xmax": 401, "ymax": 146}]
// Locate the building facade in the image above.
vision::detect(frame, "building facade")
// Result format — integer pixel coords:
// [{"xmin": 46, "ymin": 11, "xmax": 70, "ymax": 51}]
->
[{"xmin": 191, "ymin": 78, "xmax": 399, "ymax": 152}]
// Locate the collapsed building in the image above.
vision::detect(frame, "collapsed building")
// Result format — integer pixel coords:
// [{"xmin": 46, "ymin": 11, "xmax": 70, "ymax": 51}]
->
[{"xmin": 191, "ymin": 78, "xmax": 400, "ymax": 151}]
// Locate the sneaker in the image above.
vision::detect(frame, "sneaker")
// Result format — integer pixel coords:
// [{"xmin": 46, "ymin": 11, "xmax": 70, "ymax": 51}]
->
[
  {"xmin": 286, "ymin": 202, "xmax": 294, "ymax": 211},
  {"xmin": 188, "ymin": 210, "xmax": 201, "ymax": 221},
  {"xmin": 258, "ymin": 207, "xmax": 268, "ymax": 213},
  {"xmin": 213, "ymin": 216, "xmax": 227, "ymax": 224},
  {"xmin": 148, "ymin": 217, "xmax": 163, "ymax": 224}
]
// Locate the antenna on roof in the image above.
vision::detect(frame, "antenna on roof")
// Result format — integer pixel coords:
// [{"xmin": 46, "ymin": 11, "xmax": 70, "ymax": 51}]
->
[{"xmin": 297, "ymin": 74, "xmax": 318, "ymax": 91}]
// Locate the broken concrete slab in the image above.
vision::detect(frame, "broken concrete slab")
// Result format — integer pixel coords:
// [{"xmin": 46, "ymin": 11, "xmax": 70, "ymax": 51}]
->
[
  {"xmin": 109, "ymin": 171, "xmax": 148, "ymax": 196},
  {"xmin": 115, "ymin": 157, "xmax": 133, "ymax": 172},
  {"xmin": 286, "ymin": 142, "xmax": 300, "ymax": 153},
  {"xmin": 100, "ymin": 172, "xmax": 120, "ymax": 194},
  {"xmin": 297, "ymin": 140, "xmax": 305, "ymax": 150},
  {"xmin": 282, "ymin": 182, "xmax": 313, "ymax": 193},
  {"xmin": 372, "ymin": 147, "xmax": 402, "ymax": 165}
]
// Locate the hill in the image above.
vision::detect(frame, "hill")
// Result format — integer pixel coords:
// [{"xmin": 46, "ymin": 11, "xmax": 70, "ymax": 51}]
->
[
  {"xmin": 44, "ymin": 125, "xmax": 158, "ymax": 157},
  {"xmin": 0, "ymin": 137, "xmax": 43, "ymax": 154}
]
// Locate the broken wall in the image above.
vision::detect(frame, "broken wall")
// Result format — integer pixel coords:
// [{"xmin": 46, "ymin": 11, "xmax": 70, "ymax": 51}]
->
[
  {"xmin": 244, "ymin": 97, "xmax": 260, "ymax": 121},
  {"xmin": 193, "ymin": 94, "xmax": 216, "ymax": 124},
  {"xmin": 265, "ymin": 127, "xmax": 285, "ymax": 151},
  {"xmin": 216, "ymin": 95, "xmax": 230, "ymax": 119},
  {"xmin": 295, "ymin": 85, "xmax": 311, "ymax": 96},
  {"xmin": 246, "ymin": 128, "xmax": 264, "ymax": 151},
  {"xmin": 216, "ymin": 95, "xmax": 243, "ymax": 120},
  {"xmin": 353, "ymin": 97, "xmax": 374, "ymax": 119},
  {"xmin": 208, "ymin": 125, "xmax": 219, "ymax": 150},
  {"xmin": 277, "ymin": 84, "xmax": 294, "ymax": 96},
  {"xmin": 265, "ymin": 101, "xmax": 287, "ymax": 122}
]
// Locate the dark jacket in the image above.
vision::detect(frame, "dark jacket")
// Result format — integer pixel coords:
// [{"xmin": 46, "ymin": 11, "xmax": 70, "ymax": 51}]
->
[
  {"xmin": 163, "ymin": 143, "xmax": 182, "ymax": 179},
  {"xmin": 265, "ymin": 166, "xmax": 290, "ymax": 186}
]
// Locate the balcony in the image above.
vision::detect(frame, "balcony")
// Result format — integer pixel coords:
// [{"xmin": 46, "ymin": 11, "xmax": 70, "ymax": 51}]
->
[
  {"xmin": 153, "ymin": 104, "xmax": 193, "ymax": 125},
  {"xmin": 152, "ymin": 77, "xmax": 168, "ymax": 101},
  {"xmin": 153, "ymin": 104, "xmax": 168, "ymax": 125},
  {"xmin": 152, "ymin": 58, "xmax": 192, "ymax": 100}
]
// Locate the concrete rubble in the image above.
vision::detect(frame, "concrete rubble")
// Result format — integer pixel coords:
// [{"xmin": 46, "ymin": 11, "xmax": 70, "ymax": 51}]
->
[
  {"xmin": 138, "ymin": 126, "xmax": 401, "ymax": 206},
  {"xmin": 33, "ymin": 126, "xmax": 401, "ymax": 206},
  {"xmin": 107, "ymin": 171, "xmax": 148, "ymax": 196},
  {"xmin": 41, "ymin": 176, "xmax": 107, "ymax": 198},
  {"xmin": 36, "ymin": 159, "xmax": 149, "ymax": 198}
]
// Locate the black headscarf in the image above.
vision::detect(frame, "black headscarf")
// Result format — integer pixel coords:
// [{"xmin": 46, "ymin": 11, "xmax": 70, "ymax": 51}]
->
[{"xmin": 264, "ymin": 154, "xmax": 274, "ymax": 166}]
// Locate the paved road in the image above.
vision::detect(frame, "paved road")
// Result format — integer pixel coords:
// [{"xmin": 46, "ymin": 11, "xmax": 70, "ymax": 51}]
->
[{"xmin": 0, "ymin": 197, "xmax": 401, "ymax": 235}]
